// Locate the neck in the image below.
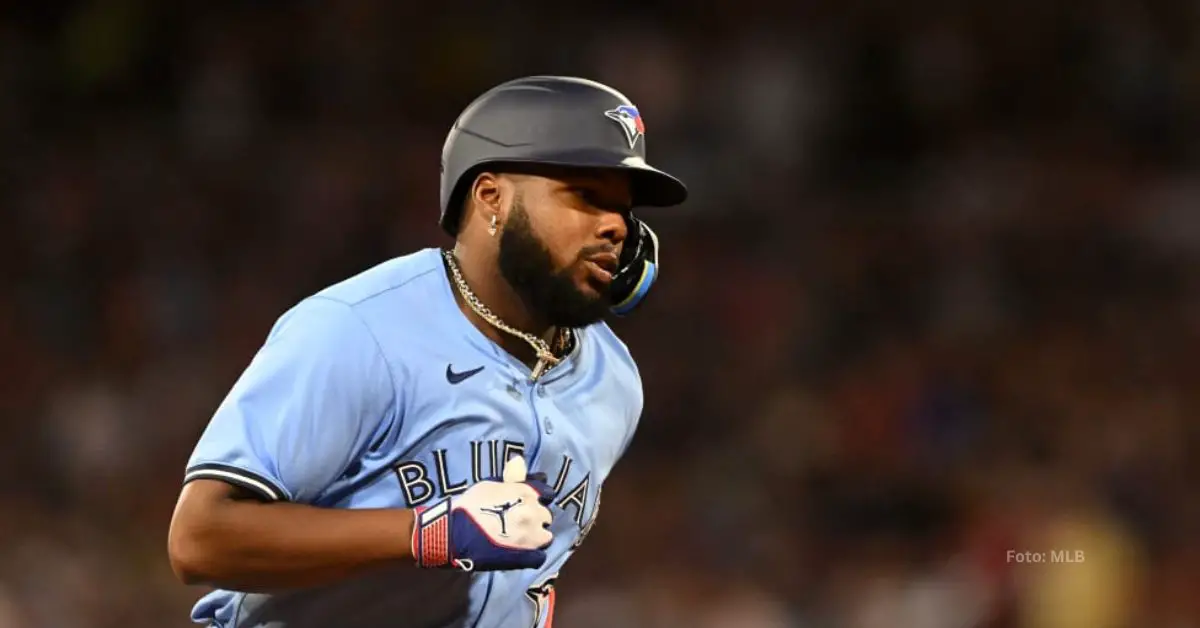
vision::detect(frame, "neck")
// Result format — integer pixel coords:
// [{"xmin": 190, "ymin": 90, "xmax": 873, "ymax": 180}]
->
[{"xmin": 447, "ymin": 244, "xmax": 559, "ymax": 365}]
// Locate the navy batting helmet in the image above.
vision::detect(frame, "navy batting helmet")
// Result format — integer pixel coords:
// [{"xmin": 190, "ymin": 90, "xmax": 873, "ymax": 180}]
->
[{"xmin": 439, "ymin": 75, "xmax": 688, "ymax": 316}]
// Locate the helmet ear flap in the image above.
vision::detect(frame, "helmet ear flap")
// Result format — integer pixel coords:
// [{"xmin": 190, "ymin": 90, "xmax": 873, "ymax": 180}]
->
[{"xmin": 609, "ymin": 216, "xmax": 660, "ymax": 316}]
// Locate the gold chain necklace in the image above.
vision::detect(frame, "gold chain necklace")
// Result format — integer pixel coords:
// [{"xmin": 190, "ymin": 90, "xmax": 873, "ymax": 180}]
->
[{"xmin": 443, "ymin": 249, "xmax": 571, "ymax": 381}]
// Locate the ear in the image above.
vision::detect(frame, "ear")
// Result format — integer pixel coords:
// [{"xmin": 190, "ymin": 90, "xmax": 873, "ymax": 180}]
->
[{"xmin": 469, "ymin": 172, "xmax": 503, "ymax": 221}]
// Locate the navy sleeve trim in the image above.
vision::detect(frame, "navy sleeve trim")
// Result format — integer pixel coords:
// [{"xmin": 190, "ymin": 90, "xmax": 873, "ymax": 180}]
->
[{"xmin": 184, "ymin": 462, "xmax": 289, "ymax": 502}]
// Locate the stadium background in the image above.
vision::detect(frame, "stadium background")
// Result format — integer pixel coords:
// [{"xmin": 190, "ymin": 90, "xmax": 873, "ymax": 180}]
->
[{"xmin": 3, "ymin": 1, "xmax": 1199, "ymax": 626}]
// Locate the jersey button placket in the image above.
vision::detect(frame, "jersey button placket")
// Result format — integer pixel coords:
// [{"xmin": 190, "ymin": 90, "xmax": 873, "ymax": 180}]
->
[
  {"xmin": 521, "ymin": 377, "xmax": 547, "ymax": 463},
  {"xmin": 529, "ymin": 380, "xmax": 559, "ymax": 463},
  {"xmin": 535, "ymin": 384, "xmax": 556, "ymax": 437}
]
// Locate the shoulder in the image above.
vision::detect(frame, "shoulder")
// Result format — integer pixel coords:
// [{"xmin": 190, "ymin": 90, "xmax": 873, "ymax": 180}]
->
[
  {"xmin": 311, "ymin": 247, "xmax": 446, "ymax": 310},
  {"xmin": 583, "ymin": 321, "xmax": 644, "ymax": 414},
  {"xmin": 262, "ymin": 248, "xmax": 450, "ymax": 377},
  {"xmin": 579, "ymin": 322, "xmax": 646, "ymax": 460},
  {"xmin": 295, "ymin": 247, "xmax": 449, "ymax": 350}
]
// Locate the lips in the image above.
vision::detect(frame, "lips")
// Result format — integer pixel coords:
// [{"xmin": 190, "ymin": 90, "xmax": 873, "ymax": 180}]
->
[
  {"xmin": 586, "ymin": 252, "xmax": 619, "ymax": 273},
  {"xmin": 585, "ymin": 252, "xmax": 619, "ymax": 283}
]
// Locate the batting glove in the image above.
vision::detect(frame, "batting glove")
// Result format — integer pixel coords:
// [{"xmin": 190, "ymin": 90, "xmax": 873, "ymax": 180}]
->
[{"xmin": 412, "ymin": 455, "xmax": 555, "ymax": 571}]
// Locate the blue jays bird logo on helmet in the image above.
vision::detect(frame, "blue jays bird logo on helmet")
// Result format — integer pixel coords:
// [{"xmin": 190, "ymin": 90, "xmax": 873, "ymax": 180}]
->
[{"xmin": 604, "ymin": 105, "xmax": 645, "ymax": 149}]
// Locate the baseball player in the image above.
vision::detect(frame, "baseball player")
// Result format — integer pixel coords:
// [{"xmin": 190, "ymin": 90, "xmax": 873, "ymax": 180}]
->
[{"xmin": 167, "ymin": 75, "xmax": 687, "ymax": 628}]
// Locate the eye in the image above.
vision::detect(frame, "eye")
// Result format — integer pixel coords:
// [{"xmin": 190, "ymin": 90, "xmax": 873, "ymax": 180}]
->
[
  {"xmin": 570, "ymin": 187, "xmax": 597, "ymax": 204},
  {"xmin": 571, "ymin": 187, "xmax": 631, "ymax": 215}
]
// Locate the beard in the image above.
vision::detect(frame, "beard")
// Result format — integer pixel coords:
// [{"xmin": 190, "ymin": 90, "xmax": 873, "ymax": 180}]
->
[{"xmin": 498, "ymin": 198, "xmax": 612, "ymax": 328}]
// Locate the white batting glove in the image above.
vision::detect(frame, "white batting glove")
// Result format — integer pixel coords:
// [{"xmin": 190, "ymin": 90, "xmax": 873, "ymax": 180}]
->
[{"xmin": 412, "ymin": 455, "xmax": 555, "ymax": 571}]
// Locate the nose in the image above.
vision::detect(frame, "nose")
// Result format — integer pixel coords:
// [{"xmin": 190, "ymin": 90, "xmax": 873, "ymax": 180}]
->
[{"xmin": 596, "ymin": 210, "xmax": 628, "ymax": 246}]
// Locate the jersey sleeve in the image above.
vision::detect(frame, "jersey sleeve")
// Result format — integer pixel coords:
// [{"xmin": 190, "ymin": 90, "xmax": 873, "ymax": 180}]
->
[{"xmin": 184, "ymin": 296, "xmax": 397, "ymax": 503}]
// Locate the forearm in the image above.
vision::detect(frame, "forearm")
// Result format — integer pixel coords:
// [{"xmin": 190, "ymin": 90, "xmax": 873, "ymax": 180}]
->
[{"xmin": 169, "ymin": 493, "xmax": 415, "ymax": 592}]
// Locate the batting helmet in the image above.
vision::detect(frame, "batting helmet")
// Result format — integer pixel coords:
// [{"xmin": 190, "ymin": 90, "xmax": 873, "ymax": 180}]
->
[{"xmin": 439, "ymin": 75, "xmax": 688, "ymax": 316}]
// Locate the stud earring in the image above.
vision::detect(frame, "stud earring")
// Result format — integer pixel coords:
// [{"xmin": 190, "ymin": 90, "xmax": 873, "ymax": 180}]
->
[{"xmin": 488, "ymin": 215, "xmax": 498, "ymax": 236}]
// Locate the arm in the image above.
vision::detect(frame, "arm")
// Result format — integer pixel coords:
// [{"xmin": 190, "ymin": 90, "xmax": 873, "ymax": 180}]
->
[
  {"xmin": 167, "ymin": 296, "xmax": 403, "ymax": 591},
  {"xmin": 168, "ymin": 479, "xmax": 415, "ymax": 591},
  {"xmin": 166, "ymin": 297, "xmax": 554, "ymax": 592}
]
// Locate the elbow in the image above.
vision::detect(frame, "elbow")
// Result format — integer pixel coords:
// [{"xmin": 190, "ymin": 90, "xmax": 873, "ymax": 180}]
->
[
  {"xmin": 169, "ymin": 480, "xmax": 246, "ymax": 587},
  {"xmin": 169, "ymin": 555, "xmax": 207, "ymax": 586},
  {"xmin": 168, "ymin": 493, "xmax": 234, "ymax": 586},
  {"xmin": 170, "ymin": 558, "xmax": 205, "ymax": 586},
  {"xmin": 168, "ymin": 521, "xmax": 217, "ymax": 586}
]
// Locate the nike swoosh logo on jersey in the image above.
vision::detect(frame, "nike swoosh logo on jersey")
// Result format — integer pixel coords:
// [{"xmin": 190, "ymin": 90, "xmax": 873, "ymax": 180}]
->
[{"xmin": 446, "ymin": 364, "xmax": 485, "ymax": 384}]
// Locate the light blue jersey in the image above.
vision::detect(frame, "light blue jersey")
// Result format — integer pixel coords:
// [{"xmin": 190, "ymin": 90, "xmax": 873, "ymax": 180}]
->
[{"xmin": 183, "ymin": 247, "xmax": 642, "ymax": 628}]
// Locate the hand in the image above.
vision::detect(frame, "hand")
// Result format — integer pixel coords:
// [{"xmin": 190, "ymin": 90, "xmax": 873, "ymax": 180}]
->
[{"xmin": 412, "ymin": 455, "xmax": 555, "ymax": 571}]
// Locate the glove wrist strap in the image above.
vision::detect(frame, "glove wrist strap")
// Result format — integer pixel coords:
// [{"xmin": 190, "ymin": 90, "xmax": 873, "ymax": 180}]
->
[{"xmin": 413, "ymin": 498, "xmax": 452, "ymax": 568}]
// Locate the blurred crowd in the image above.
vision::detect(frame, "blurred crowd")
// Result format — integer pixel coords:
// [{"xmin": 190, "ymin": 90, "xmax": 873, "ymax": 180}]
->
[{"xmin": 3, "ymin": 1, "xmax": 1200, "ymax": 627}]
